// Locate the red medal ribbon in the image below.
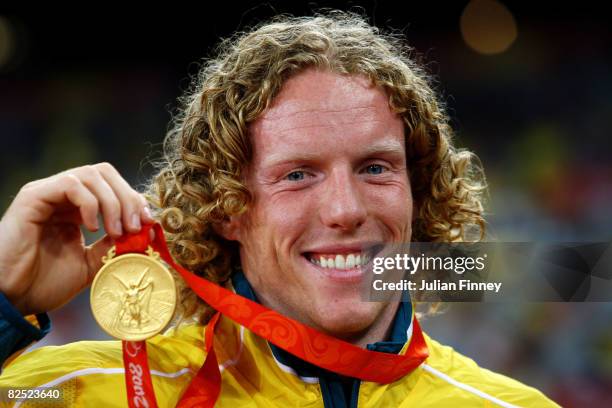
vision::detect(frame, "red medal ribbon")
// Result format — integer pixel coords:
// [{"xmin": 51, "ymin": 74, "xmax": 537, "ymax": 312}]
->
[
  {"xmin": 122, "ymin": 340, "xmax": 159, "ymax": 408},
  {"xmin": 116, "ymin": 223, "xmax": 428, "ymax": 407}
]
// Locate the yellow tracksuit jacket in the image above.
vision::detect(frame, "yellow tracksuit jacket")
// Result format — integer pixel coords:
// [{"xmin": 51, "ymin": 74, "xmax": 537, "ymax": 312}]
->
[{"xmin": 0, "ymin": 274, "xmax": 558, "ymax": 407}]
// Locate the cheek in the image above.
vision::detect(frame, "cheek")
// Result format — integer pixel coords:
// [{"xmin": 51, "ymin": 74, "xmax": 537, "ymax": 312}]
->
[
  {"xmin": 265, "ymin": 189, "xmax": 320, "ymax": 226},
  {"xmin": 365, "ymin": 184, "xmax": 413, "ymax": 235},
  {"xmin": 244, "ymin": 190, "xmax": 315, "ymax": 249}
]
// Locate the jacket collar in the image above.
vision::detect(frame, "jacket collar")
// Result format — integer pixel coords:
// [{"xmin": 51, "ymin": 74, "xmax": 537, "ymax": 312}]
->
[{"xmin": 231, "ymin": 270, "xmax": 413, "ymax": 379}]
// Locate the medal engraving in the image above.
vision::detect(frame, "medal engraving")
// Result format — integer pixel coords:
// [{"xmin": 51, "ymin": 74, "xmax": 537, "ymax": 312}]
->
[{"xmin": 90, "ymin": 246, "xmax": 177, "ymax": 341}]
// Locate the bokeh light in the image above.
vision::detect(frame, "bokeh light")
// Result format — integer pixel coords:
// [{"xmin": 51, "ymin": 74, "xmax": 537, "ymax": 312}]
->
[
  {"xmin": 0, "ymin": 15, "xmax": 16, "ymax": 70},
  {"xmin": 460, "ymin": 0, "xmax": 518, "ymax": 55}
]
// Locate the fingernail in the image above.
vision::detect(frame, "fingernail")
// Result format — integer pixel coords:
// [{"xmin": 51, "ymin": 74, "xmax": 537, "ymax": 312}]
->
[
  {"xmin": 114, "ymin": 220, "xmax": 123, "ymax": 235},
  {"xmin": 131, "ymin": 213, "xmax": 141, "ymax": 230},
  {"xmin": 142, "ymin": 206, "xmax": 154, "ymax": 222}
]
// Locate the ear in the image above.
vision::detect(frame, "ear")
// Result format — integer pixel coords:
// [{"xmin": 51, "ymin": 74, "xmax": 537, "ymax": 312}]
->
[{"xmin": 213, "ymin": 216, "xmax": 242, "ymax": 242}]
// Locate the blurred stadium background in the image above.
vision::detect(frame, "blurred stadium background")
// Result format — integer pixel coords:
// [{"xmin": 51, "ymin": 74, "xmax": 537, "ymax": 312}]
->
[{"xmin": 1, "ymin": 2, "xmax": 610, "ymax": 406}]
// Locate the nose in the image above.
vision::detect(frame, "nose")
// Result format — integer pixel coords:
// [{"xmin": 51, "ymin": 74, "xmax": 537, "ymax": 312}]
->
[{"xmin": 319, "ymin": 168, "xmax": 367, "ymax": 231}]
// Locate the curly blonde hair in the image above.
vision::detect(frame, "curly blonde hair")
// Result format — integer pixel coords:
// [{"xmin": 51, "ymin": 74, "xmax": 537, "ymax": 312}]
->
[{"xmin": 146, "ymin": 11, "xmax": 487, "ymax": 324}]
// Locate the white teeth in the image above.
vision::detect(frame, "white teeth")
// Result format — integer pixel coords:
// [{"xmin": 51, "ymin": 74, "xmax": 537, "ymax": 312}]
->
[
  {"xmin": 310, "ymin": 252, "xmax": 369, "ymax": 269},
  {"xmin": 335, "ymin": 254, "xmax": 345, "ymax": 269},
  {"xmin": 346, "ymin": 254, "xmax": 355, "ymax": 268}
]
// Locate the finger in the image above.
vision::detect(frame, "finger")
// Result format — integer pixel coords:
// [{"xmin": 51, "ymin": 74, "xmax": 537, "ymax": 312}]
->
[
  {"xmin": 49, "ymin": 208, "xmax": 85, "ymax": 226},
  {"xmin": 16, "ymin": 174, "xmax": 100, "ymax": 231},
  {"xmin": 95, "ymin": 162, "xmax": 148, "ymax": 233},
  {"xmin": 69, "ymin": 165, "xmax": 124, "ymax": 237},
  {"xmin": 142, "ymin": 206, "xmax": 155, "ymax": 224},
  {"xmin": 85, "ymin": 234, "xmax": 114, "ymax": 283},
  {"xmin": 62, "ymin": 176, "xmax": 101, "ymax": 232}
]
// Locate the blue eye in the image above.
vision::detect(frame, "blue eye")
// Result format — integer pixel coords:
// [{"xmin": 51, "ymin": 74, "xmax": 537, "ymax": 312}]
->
[
  {"xmin": 365, "ymin": 164, "xmax": 385, "ymax": 175},
  {"xmin": 286, "ymin": 171, "xmax": 306, "ymax": 181}
]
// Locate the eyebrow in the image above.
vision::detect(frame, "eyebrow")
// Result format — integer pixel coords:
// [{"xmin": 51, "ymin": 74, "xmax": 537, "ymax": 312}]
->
[{"xmin": 360, "ymin": 140, "xmax": 405, "ymax": 156}]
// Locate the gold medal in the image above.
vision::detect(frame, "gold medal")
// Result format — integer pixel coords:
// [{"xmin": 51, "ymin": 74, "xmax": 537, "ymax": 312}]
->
[{"xmin": 90, "ymin": 246, "xmax": 177, "ymax": 341}]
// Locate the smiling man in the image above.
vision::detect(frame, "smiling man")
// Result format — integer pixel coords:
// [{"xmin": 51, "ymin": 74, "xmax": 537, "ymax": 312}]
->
[
  {"xmin": 0, "ymin": 12, "xmax": 557, "ymax": 407},
  {"xmin": 228, "ymin": 69, "xmax": 411, "ymax": 346}
]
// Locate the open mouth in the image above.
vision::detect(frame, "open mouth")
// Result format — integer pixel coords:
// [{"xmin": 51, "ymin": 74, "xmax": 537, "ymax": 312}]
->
[{"xmin": 303, "ymin": 244, "xmax": 383, "ymax": 270}]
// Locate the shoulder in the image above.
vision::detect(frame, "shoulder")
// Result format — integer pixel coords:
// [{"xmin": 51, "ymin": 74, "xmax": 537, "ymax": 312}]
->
[
  {"xmin": 0, "ymin": 324, "xmax": 205, "ymax": 407},
  {"xmin": 418, "ymin": 333, "xmax": 559, "ymax": 407}
]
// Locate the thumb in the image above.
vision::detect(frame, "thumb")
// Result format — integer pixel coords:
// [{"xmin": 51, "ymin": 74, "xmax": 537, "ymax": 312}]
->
[{"xmin": 85, "ymin": 234, "xmax": 115, "ymax": 284}]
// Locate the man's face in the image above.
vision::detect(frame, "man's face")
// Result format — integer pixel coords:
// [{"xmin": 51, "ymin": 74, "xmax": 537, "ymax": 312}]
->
[{"xmin": 227, "ymin": 69, "xmax": 413, "ymax": 340}]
